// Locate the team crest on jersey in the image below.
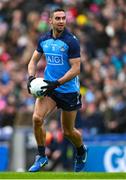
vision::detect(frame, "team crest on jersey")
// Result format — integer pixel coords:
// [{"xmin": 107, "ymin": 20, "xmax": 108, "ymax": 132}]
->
[{"xmin": 60, "ymin": 47, "xmax": 65, "ymax": 52}]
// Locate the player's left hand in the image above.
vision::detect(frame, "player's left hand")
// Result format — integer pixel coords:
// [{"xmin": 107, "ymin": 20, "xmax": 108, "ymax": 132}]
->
[{"xmin": 41, "ymin": 80, "xmax": 60, "ymax": 96}]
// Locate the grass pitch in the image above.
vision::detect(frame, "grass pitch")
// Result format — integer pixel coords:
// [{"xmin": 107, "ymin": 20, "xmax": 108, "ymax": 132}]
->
[{"xmin": 0, "ymin": 172, "xmax": 126, "ymax": 179}]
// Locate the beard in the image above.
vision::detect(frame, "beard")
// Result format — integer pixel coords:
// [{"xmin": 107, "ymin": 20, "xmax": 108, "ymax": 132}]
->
[
  {"xmin": 55, "ymin": 26, "xmax": 65, "ymax": 33},
  {"xmin": 52, "ymin": 25, "xmax": 65, "ymax": 37},
  {"xmin": 57, "ymin": 29, "xmax": 64, "ymax": 33}
]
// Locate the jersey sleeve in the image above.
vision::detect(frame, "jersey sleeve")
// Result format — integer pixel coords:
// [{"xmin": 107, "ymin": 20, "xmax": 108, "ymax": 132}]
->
[
  {"xmin": 36, "ymin": 37, "xmax": 44, "ymax": 53},
  {"xmin": 68, "ymin": 36, "xmax": 80, "ymax": 59}
]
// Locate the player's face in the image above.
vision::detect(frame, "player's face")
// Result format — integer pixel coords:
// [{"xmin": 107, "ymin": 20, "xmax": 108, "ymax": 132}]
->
[{"xmin": 50, "ymin": 11, "xmax": 66, "ymax": 33}]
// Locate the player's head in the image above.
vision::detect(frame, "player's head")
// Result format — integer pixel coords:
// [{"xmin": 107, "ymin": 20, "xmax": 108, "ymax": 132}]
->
[{"xmin": 49, "ymin": 8, "xmax": 66, "ymax": 33}]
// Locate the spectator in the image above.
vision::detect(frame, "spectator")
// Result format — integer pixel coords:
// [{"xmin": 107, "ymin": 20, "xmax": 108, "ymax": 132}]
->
[{"xmin": 45, "ymin": 119, "xmax": 63, "ymax": 171}]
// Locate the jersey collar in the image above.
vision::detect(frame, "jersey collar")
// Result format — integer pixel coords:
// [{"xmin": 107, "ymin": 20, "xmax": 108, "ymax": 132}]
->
[{"xmin": 49, "ymin": 28, "xmax": 68, "ymax": 39}]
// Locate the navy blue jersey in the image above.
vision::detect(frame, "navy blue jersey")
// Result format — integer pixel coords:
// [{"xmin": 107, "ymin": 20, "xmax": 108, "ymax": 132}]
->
[{"xmin": 36, "ymin": 28, "xmax": 80, "ymax": 93}]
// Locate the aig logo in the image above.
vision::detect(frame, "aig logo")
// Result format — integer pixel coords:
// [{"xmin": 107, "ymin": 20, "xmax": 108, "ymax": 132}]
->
[
  {"xmin": 45, "ymin": 53, "xmax": 63, "ymax": 65},
  {"xmin": 104, "ymin": 146, "xmax": 126, "ymax": 172}
]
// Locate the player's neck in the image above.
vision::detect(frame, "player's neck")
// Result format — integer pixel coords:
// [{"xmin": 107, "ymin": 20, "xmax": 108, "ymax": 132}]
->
[{"xmin": 52, "ymin": 29, "xmax": 64, "ymax": 38}]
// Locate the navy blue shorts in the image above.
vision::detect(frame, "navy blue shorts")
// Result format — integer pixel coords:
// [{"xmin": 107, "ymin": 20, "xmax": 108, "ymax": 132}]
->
[{"xmin": 48, "ymin": 90, "xmax": 82, "ymax": 111}]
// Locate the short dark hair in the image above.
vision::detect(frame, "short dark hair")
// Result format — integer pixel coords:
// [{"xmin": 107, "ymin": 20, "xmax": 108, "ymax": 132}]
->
[{"xmin": 50, "ymin": 8, "xmax": 65, "ymax": 17}]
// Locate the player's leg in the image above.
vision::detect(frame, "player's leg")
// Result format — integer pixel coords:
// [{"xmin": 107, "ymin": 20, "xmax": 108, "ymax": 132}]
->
[
  {"xmin": 61, "ymin": 110, "xmax": 82, "ymax": 146},
  {"xmin": 61, "ymin": 110, "xmax": 87, "ymax": 172},
  {"xmin": 28, "ymin": 96, "xmax": 56, "ymax": 172},
  {"xmin": 33, "ymin": 96, "xmax": 56, "ymax": 146}
]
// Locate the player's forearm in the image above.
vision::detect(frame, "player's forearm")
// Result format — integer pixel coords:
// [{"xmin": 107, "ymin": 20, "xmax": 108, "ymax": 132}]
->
[
  {"xmin": 28, "ymin": 60, "xmax": 37, "ymax": 76},
  {"xmin": 58, "ymin": 66, "xmax": 80, "ymax": 84},
  {"xmin": 28, "ymin": 50, "xmax": 42, "ymax": 76}
]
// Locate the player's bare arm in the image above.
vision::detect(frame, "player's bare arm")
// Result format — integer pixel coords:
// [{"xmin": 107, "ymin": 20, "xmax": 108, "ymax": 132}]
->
[
  {"xmin": 28, "ymin": 50, "xmax": 42, "ymax": 76},
  {"xmin": 27, "ymin": 50, "xmax": 42, "ymax": 94},
  {"xmin": 58, "ymin": 57, "xmax": 81, "ymax": 85}
]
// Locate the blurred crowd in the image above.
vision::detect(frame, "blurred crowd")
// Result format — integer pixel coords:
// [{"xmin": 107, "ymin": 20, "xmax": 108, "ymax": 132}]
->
[{"xmin": 1, "ymin": 0, "xmax": 126, "ymax": 141}]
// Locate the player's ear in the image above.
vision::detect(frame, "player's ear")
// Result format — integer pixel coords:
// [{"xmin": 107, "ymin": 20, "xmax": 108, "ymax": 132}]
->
[{"xmin": 49, "ymin": 18, "xmax": 52, "ymax": 25}]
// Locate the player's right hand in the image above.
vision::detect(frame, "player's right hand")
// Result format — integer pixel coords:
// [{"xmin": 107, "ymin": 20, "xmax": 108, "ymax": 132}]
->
[
  {"xmin": 27, "ymin": 76, "xmax": 36, "ymax": 94},
  {"xmin": 41, "ymin": 80, "xmax": 60, "ymax": 96}
]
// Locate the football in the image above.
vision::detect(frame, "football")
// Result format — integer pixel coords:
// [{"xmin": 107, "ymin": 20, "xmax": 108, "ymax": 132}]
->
[{"xmin": 30, "ymin": 77, "xmax": 47, "ymax": 98}]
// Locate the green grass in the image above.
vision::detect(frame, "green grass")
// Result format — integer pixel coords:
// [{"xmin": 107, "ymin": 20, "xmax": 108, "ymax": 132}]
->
[{"xmin": 0, "ymin": 172, "xmax": 126, "ymax": 179}]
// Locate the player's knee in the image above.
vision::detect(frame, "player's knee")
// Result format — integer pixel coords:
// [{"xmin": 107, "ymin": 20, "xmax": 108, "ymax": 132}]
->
[{"xmin": 32, "ymin": 114, "xmax": 42, "ymax": 126}]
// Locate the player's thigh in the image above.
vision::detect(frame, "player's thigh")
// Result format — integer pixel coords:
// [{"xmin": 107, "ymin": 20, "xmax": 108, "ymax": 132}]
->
[
  {"xmin": 61, "ymin": 110, "xmax": 77, "ymax": 131},
  {"xmin": 33, "ymin": 96, "xmax": 56, "ymax": 121}
]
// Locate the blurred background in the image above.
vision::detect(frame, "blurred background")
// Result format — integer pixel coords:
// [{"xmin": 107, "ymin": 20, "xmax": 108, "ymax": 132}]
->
[{"xmin": 1, "ymin": 0, "xmax": 126, "ymax": 172}]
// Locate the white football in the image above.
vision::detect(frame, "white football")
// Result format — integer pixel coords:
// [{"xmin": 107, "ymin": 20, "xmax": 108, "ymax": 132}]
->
[{"xmin": 30, "ymin": 77, "xmax": 47, "ymax": 98}]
